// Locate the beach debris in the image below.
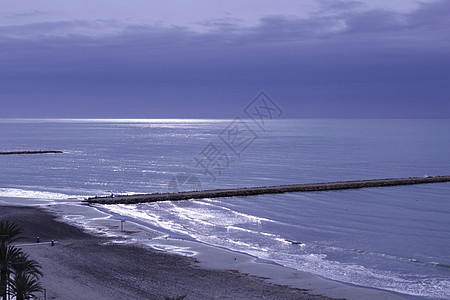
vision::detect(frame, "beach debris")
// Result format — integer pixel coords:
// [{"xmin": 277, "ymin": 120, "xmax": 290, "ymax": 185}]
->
[
  {"xmin": 286, "ymin": 239, "xmax": 304, "ymax": 246},
  {"xmin": 164, "ymin": 295, "xmax": 187, "ymax": 300}
]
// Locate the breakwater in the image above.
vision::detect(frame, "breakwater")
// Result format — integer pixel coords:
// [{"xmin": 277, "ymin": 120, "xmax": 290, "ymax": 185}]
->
[
  {"xmin": 85, "ymin": 175, "xmax": 450, "ymax": 205},
  {"xmin": 0, "ymin": 150, "xmax": 63, "ymax": 155}
]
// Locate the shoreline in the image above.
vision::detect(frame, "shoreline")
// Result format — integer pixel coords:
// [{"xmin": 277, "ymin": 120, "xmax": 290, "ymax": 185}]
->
[
  {"xmin": 0, "ymin": 200, "xmax": 409, "ymax": 299},
  {"xmin": 1, "ymin": 204, "xmax": 330, "ymax": 300}
]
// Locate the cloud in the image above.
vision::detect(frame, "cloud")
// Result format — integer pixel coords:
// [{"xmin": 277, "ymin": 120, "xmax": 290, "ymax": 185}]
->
[
  {"xmin": 1, "ymin": 10, "xmax": 46, "ymax": 20},
  {"xmin": 1, "ymin": 0, "xmax": 448, "ymax": 55},
  {"xmin": 0, "ymin": 0, "xmax": 448, "ymax": 118},
  {"xmin": 0, "ymin": 0, "xmax": 448, "ymax": 73},
  {"xmin": 408, "ymin": 0, "xmax": 450, "ymax": 28},
  {"xmin": 317, "ymin": 0, "xmax": 365, "ymax": 12}
]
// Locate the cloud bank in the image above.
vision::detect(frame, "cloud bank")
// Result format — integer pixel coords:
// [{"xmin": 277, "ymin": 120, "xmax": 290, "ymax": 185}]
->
[{"xmin": 0, "ymin": 0, "xmax": 449, "ymax": 118}]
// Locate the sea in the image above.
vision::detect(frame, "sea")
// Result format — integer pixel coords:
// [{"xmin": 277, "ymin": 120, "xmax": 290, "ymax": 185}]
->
[{"xmin": 0, "ymin": 118, "xmax": 449, "ymax": 299}]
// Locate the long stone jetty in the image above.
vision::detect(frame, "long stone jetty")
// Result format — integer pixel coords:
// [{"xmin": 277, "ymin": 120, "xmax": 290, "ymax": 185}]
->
[
  {"xmin": 85, "ymin": 175, "xmax": 450, "ymax": 205},
  {"xmin": 0, "ymin": 150, "xmax": 63, "ymax": 155}
]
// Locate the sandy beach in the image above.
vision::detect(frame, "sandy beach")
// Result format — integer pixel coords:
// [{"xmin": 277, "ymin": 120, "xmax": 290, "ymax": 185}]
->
[{"xmin": 1, "ymin": 205, "xmax": 333, "ymax": 300}]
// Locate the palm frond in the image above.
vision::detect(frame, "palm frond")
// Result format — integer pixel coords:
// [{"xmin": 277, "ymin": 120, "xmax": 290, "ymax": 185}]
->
[
  {"xmin": 8, "ymin": 274, "xmax": 43, "ymax": 298},
  {"xmin": 0, "ymin": 245, "xmax": 23, "ymax": 267},
  {"xmin": 0, "ymin": 221, "xmax": 24, "ymax": 246},
  {"xmin": 11, "ymin": 253, "xmax": 43, "ymax": 278}
]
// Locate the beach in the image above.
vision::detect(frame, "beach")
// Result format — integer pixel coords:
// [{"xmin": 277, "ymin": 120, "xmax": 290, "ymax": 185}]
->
[
  {"xmin": 1, "ymin": 205, "xmax": 332, "ymax": 300},
  {"xmin": 0, "ymin": 203, "xmax": 412, "ymax": 300}
]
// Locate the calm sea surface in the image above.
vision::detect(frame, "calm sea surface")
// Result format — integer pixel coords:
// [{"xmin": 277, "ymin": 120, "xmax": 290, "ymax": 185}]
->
[{"xmin": 0, "ymin": 119, "xmax": 449, "ymax": 298}]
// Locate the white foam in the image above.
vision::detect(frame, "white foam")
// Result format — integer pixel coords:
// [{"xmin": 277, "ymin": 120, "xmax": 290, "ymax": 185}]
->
[
  {"xmin": 0, "ymin": 188, "xmax": 75, "ymax": 200},
  {"xmin": 102, "ymin": 201, "xmax": 450, "ymax": 299}
]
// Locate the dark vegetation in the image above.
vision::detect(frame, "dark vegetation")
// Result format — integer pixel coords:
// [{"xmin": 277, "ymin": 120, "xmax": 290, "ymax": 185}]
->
[{"xmin": 0, "ymin": 221, "xmax": 43, "ymax": 300}]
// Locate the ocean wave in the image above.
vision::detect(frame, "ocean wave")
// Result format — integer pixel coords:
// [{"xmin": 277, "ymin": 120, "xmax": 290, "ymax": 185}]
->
[{"xmin": 0, "ymin": 188, "xmax": 76, "ymax": 199}]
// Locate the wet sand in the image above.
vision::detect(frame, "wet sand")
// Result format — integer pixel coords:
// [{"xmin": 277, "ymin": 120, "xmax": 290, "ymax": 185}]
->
[{"xmin": 1, "ymin": 205, "xmax": 332, "ymax": 300}]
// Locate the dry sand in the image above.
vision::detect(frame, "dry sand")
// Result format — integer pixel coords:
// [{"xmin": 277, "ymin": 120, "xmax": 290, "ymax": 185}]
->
[{"xmin": 1, "ymin": 205, "xmax": 332, "ymax": 300}]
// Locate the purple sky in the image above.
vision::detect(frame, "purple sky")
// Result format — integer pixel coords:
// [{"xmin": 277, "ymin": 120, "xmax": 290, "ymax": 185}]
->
[{"xmin": 1, "ymin": 0, "xmax": 449, "ymax": 118}]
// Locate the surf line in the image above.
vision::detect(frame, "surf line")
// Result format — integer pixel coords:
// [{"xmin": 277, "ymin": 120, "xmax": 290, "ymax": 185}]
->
[{"xmin": 85, "ymin": 175, "xmax": 450, "ymax": 205}]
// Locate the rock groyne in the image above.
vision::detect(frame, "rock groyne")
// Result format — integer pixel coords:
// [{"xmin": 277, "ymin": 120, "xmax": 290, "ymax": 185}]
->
[
  {"xmin": 85, "ymin": 175, "xmax": 450, "ymax": 205},
  {"xmin": 0, "ymin": 150, "xmax": 63, "ymax": 155}
]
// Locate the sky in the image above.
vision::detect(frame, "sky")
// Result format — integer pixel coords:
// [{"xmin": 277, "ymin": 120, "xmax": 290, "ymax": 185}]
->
[{"xmin": 0, "ymin": 0, "xmax": 449, "ymax": 118}]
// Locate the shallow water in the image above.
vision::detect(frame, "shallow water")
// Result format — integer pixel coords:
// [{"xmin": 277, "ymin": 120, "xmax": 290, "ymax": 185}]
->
[{"xmin": 0, "ymin": 118, "xmax": 449, "ymax": 298}]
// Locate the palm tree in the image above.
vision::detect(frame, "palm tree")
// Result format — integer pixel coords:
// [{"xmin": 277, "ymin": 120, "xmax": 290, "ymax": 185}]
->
[
  {"xmin": 0, "ymin": 245, "xmax": 22, "ymax": 300},
  {"xmin": 8, "ymin": 274, "xmax": 43, "ymax": 300},
  {"xmin": 0, "ymin": 220, "xmax": 24, "ymax": 299},
  {"xmin": 9, "ymin": 253, "xmax": 43, "ymax": 300}
]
